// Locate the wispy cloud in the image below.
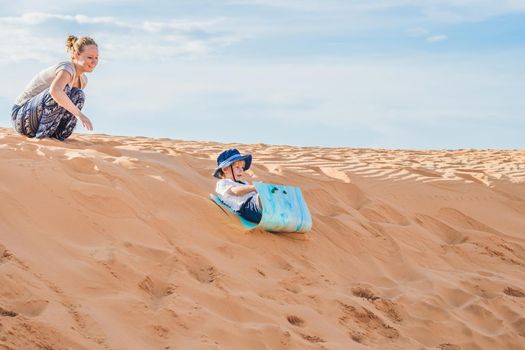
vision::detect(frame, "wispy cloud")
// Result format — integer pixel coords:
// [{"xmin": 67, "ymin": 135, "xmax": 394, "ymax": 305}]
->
[
  {"xmin": 0, "ymin": 13, "xmax": 124, "ymax": 26},
  {"xmin": 426, "ymin": 34, "xmax": 448, "ymax": 42},
  {"xmin": 0, "ymin": 12, "xmax": 241, "ymax": 63},
  {"xmin": 0, "ymin": 12, "xmax": 227, "ymax": 32},
  {"xmin": 142, "ymin": 18, "xmax": 226, "ymax": 33}
]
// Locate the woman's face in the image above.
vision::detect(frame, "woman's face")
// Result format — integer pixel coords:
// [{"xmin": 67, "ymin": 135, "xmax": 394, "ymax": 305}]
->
[{"xmin": 74, "ymin": 45, "xmax": 99, "ymax": 73}]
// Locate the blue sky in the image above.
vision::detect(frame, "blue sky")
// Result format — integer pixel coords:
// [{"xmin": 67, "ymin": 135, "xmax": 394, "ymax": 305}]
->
[{"xmin": 1, "ymin": 0, "xmax": 524, "ymax": 148}]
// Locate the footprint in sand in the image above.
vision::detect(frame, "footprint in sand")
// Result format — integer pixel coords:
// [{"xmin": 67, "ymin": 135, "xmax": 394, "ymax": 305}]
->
[
  {"xmin": 138, "ymin": 276, "xmax": 177, "ymax": 298},
  {"xmin": 503, "ymin": 287, "xmax": 525, "ymax": 298},
  {"xmin": 299, "ymin": 333, "xmax": 326, "ymax": 343},
  {"xmin": 176, "ymin": 248, "xmax": 219, "ymax": 284},
  {"xmin": 351, "ymin": 286, "xmax": 380, "ymax": 301},
  {"xmin": 152, "ymin": 324, "xmax": 170, "ymax": 339},
  {"xmin": 373, "ymin": 299, "xmax": 403, "ymax": 323},
  {"xmin": 0, "ymin": 245, "xmax": 14, "ymax": 265},
  {"xmin": 350, "ymin": 331, "xmax": 367, "ymax": 344},
  {"xmin": 338, "ymin": 301, "xmax": 399, "ymax": 344},
  {"xmin": 278, "ymin": 279, "xmax": 302, "ymax": 294},
  {"xmin": 286, "ymin": 315, "xmax": 305, "ymax": 327},
  {"xmin": 0, "ymin": 306, "xmax": 18, "ymax": 317},
  {"xmin": 351, "ymin": 287, "xmax": 403, "ymax": 323}
]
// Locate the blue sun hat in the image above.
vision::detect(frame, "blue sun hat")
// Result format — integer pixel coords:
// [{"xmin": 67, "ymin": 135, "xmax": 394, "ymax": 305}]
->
[{"xmin": 213, "ymin": 148, "xmax": 252, "ymax": 178}]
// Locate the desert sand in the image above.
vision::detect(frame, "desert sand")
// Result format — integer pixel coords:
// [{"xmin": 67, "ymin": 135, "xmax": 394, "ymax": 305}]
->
[{"xmin": 1, "ymin": 127, "xmax": 524, "ymax": 349}]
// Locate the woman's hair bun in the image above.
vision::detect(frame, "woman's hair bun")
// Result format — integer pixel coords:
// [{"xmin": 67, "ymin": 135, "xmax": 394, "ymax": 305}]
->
[
  {"xmin": 66, "ymin": 35, "xmax": 78, "ymax": 51},
  {"xmin": 65, "ymin": 35, "xmax": 97, "ymax": 56}
]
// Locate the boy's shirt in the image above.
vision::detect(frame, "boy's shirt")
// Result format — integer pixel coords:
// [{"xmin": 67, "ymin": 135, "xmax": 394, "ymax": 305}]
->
[{"xmin": 216, "ymin": 179, "xmax": 257, "ymax": 211}]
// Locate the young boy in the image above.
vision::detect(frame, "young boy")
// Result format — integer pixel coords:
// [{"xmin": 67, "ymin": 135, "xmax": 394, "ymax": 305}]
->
[{"xmin": 213, "ymin": 148, "xmax": 262, "ymax": 223}]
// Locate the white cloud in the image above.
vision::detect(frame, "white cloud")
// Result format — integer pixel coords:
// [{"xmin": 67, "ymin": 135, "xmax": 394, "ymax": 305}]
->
[
  {"xmin": 426, "ymin": 34, "xmax": 448, "ymax": 42},
  {"xmin": 0, "ymin": 12, "xmax": 226, "ymax": 32},
  {"xmin": 0, "ymin": 12, "xmax": 241, "ymax": 63},
  {"xmin": 142, "ymin": 18, "xmax": 226, "ymax": 33},
  {"xmin": 0, "ymin": 24, "xmax": 61, "ymax": 63},
  {"xmin": 0, "ymin": 13, "xmax": 124, "ymax": 26}
]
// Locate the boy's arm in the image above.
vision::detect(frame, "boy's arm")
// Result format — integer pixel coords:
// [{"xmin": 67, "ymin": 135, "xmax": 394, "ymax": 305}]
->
[{"xmin": 229, "ymin": 184, "xmax": 256, "ymax": 196}]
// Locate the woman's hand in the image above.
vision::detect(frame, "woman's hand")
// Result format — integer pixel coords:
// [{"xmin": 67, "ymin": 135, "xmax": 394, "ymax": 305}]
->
[
  {"xmin": 78, "ymin": 113, "xmax": 93, "ymax": 131},
  {"xmin": 50, "ymin": 71, "xmax": 93, "ymax": 131}
]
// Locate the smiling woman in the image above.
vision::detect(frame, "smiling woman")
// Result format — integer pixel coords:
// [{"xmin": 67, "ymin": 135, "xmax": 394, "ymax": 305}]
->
[{"xmin": 10, "ymin": 35, "xmax": 98, "ymax": 141}]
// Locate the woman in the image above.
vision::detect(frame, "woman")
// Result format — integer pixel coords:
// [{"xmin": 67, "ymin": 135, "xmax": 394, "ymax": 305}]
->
[{"xmin": 11, "ymin": 35, "xmax": 98, "ymax": 141}]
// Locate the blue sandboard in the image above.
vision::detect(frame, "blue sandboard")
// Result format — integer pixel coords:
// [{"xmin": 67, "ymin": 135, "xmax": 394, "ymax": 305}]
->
[
  {"xmin": 210, "ymin": 181, "xmax": 312, "ymax": 233},
  {"xmin": 210, "ymin": 194, "xmax": 259, "ymax": 230}
]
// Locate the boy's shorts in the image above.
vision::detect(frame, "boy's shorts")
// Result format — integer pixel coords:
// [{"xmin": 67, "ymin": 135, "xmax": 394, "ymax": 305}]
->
[{"xmin": 239, "ymin": 194, "xmax": 262, "ymax": 223}]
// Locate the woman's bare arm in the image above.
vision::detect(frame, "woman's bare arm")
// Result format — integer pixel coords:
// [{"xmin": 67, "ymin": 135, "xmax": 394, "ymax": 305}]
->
[{"xmin": 49, "ymin": 70, "xmax": 93, "ymax": 130}]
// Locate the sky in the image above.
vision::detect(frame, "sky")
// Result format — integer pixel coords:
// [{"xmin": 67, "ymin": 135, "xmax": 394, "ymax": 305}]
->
[{"xmin": 0, "ymin": 0, "xmax": 524, "ymax": 149}]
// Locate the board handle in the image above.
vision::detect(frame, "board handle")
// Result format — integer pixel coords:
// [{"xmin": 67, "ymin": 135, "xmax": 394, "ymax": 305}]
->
[{"xmin": 270, "ymin": 186, "xmax": 288, "ymax": 195}]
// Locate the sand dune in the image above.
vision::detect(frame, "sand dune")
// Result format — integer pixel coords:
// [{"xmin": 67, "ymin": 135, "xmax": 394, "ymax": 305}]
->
[{"xmin": 1, "ymin": 127, "xmax": 524, "ymax": 349}]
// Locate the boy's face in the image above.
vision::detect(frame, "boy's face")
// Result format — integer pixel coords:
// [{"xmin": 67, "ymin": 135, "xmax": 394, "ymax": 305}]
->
[{"xmin": 222, "ymin": 160, "xmax": 245, "ymax": 180}]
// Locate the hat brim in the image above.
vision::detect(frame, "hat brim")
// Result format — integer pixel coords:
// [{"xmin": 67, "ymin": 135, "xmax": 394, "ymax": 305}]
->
[{"xmin": 213, "ymin": 154, "xmax": 252, "ymax": 178}]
